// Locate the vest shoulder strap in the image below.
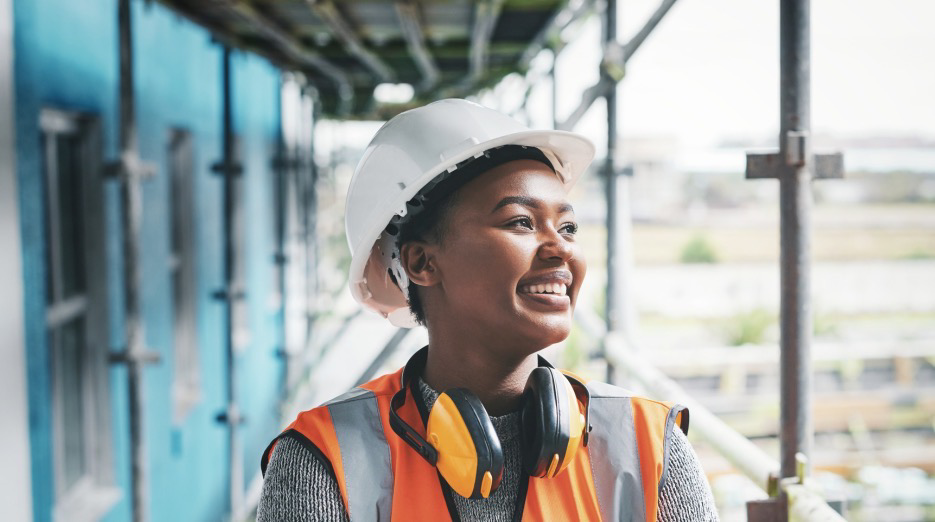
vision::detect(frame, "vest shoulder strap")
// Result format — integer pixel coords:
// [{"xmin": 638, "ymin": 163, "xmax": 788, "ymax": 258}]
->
[
  {"xmin": 325, "ymin": 386, "xmax": 395, "ymax": 521},
  {"xmin": 584, "ymin": 381, "xmax": 689, "ymax": 522}
]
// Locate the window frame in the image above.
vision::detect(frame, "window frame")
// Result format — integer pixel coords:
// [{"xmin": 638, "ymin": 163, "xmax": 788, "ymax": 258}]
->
[
  {"xmin": 40, "ymin": 108, "xmax": 119, "ymax": 521},
  {"xmin": 168, "ymin": 128, "xmax": 201, "ymax": 423}
]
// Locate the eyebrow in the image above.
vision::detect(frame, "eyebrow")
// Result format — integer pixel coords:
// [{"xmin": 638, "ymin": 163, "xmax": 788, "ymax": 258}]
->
[{"xmin": 491, "ymin": 195, "xmax": 574, "ymax": 214}]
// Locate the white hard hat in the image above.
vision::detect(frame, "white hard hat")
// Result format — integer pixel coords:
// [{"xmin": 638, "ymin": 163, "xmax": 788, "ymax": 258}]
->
[{"xmin": 346, "ymin": 98, "xmax": 595, "ymax": 327}]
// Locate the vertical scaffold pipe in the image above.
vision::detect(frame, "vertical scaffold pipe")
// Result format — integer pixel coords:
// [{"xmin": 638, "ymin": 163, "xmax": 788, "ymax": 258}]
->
[
  {"xmin": 550, "ymin": 50, "xmax": 558, "ymax": 130},
  {"xmin": 603, "ymin": 0, "xmax": 636, "ymax": 382},
  {"xmin": 114, "ymin": 0, "xmax": 156, "ymax": 519},
  {"xmin": 217, "ymin": 46, "xmax": 245, "ymax": 518},
  {"xmin": 303, "ymin": 90, "xmax": 319, "ymax": 354},
  {"xmin": 779, "ymin": 0, "xmax": 813, "ymax": 480},
  {"xmin": 273, "ymin": 79, "xmax": 288, "ymax": 400},
  {"xmin": 604, "ymin": 0, "xmax": 617, "ymax": 330}
]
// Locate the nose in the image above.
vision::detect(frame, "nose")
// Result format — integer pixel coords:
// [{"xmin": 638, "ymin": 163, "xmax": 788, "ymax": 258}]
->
[{"xmin": 537, "ymin": 229, "xmax": 575, "ymax": 263}]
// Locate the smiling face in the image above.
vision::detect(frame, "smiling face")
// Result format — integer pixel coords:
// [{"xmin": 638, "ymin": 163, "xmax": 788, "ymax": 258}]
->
[{"xmin": 403, "ymin": 159, "xmax": 587, "ymax": 358}]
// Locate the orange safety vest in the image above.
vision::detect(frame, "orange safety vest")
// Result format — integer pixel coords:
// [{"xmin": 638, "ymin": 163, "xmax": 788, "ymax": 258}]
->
[{"xmin": 262, "ymin": 357, "xmax": 688, "ymax": 522}]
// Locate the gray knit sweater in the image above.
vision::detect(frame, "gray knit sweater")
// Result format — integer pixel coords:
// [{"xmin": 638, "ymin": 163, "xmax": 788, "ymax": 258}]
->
[{"xmin": 258, "ymin": 380, "xmax": 719, "ymax": 521}]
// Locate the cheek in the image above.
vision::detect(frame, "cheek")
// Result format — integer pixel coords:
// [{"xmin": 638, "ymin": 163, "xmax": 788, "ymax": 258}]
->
[
  {"xmin": 445, "ymin": 236, "xmax": 534, "ymax": 296},
  {"xmin": 569, "ymin": 247, "xmax": 587, "ymax": 301}
]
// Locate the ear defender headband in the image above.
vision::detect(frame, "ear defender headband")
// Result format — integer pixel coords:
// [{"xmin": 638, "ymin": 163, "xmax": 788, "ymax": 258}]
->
[{"xmin": 389, "ymin": 349, "xmax": 591, "ymax": 499}]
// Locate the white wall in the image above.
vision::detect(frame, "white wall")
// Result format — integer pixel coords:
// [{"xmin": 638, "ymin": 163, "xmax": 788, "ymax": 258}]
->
[{"xmin": 0, "ymin": 0, "xmax": 34, "ymax": 518}]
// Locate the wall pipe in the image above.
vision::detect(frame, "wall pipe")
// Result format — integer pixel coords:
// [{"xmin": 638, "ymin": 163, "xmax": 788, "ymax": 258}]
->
[
  {"xmin": 273, "ymin": 79, "xmax": 289, "ymax": 401},
  {"xmin": 212, "ymin": 45, "xmax": 245, "ymax": 519},
  {"xmin": 109, "ymin": 1, "xmax": 160, "ymax": 520}
]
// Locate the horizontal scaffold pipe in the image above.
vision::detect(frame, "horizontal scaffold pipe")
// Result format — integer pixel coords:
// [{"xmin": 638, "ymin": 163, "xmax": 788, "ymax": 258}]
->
[
  {"xmin": 601, "ymin": 330, "xmax": 780, "ymax": 491},
  {"xmin": 576, "ymin": 307, "xmax": 847, "ymax": 521}
]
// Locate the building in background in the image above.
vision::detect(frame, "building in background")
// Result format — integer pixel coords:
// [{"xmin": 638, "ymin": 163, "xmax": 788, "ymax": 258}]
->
[{"xmin": 4, "ymin": 1, "xmax": 301, "ymax": 519}]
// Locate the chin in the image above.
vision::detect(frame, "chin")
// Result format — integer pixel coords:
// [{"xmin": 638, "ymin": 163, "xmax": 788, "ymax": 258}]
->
[{"xmin": 520, "ymin": 314, "xmax": 573, "ymax": 347}]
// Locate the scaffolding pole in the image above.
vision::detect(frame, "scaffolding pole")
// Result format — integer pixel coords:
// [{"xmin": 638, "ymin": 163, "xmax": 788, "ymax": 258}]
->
[
  {"xmin": 744, "ymin": 2, "xmax": 844, "ymax": 516},
  {"xmin": 302, "ymin": 89, "xmax": 320, "ymax": 355},
  {"xmin": 602, "ymin": 0, "xmax": 637, "ymax": 382},
  {"xmin": 273, "ymin": 79, "xmax": 289, "ymax": 401},
  {"xmin": 212, "ymin": 46, "xmax": 245, "ymax": 519},
  {"xmin": 777, "ymin": 0, "xmax": 813, "ymax": 481},
  {"xmin": 108, "ymin": 1, "xmax": 160, "ymax": 520}
]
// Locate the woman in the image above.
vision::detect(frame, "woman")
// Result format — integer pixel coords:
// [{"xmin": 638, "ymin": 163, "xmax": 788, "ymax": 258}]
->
[{"xmin": 258, "ymin": 99, "xmax": 718, "ymax": 521}]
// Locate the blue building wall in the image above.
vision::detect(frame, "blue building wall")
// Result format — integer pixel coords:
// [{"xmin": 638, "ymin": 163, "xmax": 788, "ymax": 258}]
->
[{"xmin": 14, "ymin": 0, "xmax": 287, "ymax": 519}]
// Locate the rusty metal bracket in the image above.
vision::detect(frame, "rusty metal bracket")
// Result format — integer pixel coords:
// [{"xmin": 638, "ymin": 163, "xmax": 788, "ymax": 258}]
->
[
  {"xmin": 747, "ymin": 497, "xmax": 788, "ymax": 522},
  {"xmin": 745, "ymin": 151, "xmax": 844, "ymax": 180}
]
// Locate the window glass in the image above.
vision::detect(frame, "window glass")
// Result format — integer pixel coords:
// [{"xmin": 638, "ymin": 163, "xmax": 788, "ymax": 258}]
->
[
  {"xmin": 54, "ymin": 317, "xmax": 87, "ymax": 491},
  {"xmin": 169, "ymin": 130, "xmax": 200, "ymax": 421},
  {"xmin": 56, "ymin": 134, "xmax": 86, "ymax": 300}
]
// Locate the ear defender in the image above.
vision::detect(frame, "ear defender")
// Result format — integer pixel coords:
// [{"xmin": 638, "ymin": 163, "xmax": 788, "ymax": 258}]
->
[
  {"xmin": 389, "ymin": 350, "xmax": 591, "ymax": 500},
  {"xmin": 521, "ymin": 367, "xmax": 588, "ymax": 478},
  {"xmin": 426, "ymin": 389, "xmax": 504, "ymax": 499}
]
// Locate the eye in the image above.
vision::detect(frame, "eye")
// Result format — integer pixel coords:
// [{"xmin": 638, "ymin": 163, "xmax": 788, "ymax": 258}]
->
[
  {"xmin": 560, "ymin": 222, "xmax": 579, "ymax": 236},
  {"xmin": 507, "ymin": 217, "xmax": 534, "ymax": 230}
]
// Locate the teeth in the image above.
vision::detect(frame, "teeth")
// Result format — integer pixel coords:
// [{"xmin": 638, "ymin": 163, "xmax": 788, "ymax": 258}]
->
[{"xmin": 520, "ymin": 283, "xmax": 570, "ymax": 295}]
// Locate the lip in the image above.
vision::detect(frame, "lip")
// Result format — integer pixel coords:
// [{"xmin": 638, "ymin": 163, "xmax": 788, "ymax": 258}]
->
[
  {"xmin": 519, "ymin": 291, "xmax": 571, "ymax": 311},
  {"xmin": 517, "ymin": 270, "xmax": 573, "ymax": 289}
]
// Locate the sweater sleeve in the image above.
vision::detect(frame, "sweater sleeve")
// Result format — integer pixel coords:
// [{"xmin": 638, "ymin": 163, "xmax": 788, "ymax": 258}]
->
[
  {"xmin": 657, "ymin": 428, "xmax": 720, "ymax": 522},
  {"xmin": 256, "ymin": 437, "xmax": 349, "ymax": 522}
]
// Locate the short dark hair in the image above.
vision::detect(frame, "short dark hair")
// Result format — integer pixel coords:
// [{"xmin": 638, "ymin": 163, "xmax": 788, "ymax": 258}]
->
[
  {"xmin": 392, "ymin": 145, "xmax": 555, "ymax": 326},
  {"xmin": 395, "ymin": 190, "xmax": 460, "ymax": 325}
]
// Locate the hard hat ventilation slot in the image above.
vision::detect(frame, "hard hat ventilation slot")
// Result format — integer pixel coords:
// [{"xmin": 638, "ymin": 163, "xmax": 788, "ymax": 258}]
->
[{"xmin": 390, "ymin": 145, "xmax": 555, "ymax": 232}]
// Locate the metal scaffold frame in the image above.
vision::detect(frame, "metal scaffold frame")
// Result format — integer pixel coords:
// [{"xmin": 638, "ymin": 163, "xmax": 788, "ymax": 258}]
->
[
  {"xmin": 107, "ymin": 1, "xmax": 160, "ymax": 520},
  {"xmin": 566, "ymin": 0, "xmax": 846, "ymax": 519},
  {"xmin": 211, "ymin": 45, "xmax": 246, "ymax": 519},
  {"xmin": 94, "ymin": 0, "xmax": 856, "ymax": 519}
]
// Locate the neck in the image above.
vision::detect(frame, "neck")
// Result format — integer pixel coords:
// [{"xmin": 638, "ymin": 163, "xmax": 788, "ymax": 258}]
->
[{"xmin": 421, "ymin": 327, "xmax": 540, "ymax": 417}]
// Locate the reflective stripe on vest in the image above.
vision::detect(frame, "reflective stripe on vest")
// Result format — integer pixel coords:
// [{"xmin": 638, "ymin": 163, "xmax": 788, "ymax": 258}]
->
[
  {"xmin": 586, "ymin": 381, "xmax": 646, "ymax": 522},
  {"xmin": 325, "ymin": 387, "xmax": 394, "ymax": 521}
]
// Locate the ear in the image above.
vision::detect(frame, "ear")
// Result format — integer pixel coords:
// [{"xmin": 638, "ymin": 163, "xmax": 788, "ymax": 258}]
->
[{"xmin": 400, "ymin": 241, "xmax": 441, "ymax": 287}]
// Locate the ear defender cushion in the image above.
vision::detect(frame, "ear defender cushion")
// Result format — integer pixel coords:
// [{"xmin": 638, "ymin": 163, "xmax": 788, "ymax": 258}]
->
[
  {"xmin": 427, "ymin": 388, "xmax": 504, "ymax": 499},
  {"xmin": 521, "ymin": 367, "xmax": 573, "ymax": 477}
]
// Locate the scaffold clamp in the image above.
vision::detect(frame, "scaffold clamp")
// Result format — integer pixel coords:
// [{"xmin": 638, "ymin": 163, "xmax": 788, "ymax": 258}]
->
[
  {"xmin": 211, "ymin": 160, "xmax": 244, "ymax": 176},
  {"xmin": 745, "ymin": 151, "xmax": 844, "ymax": 180},
  {"xmin": 216, "ymin": 405, "xmax": 246, "ymax": 425},
  {"xmin": 104, "ymin": 151, "xmax": 157, "ymax": 181},
  {"xmin": 212, "ymin": 286, "xmax": 246, "ymax": 302},
  {"xmin": 109, "ymin": 347, "xmax": 162, "ymax": 365}
]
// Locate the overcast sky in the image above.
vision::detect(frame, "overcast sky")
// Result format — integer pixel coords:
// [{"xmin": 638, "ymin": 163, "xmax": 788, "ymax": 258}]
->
[{"xmin": 544, "ymin": 0, "xmax": 935, "ymax": 152}]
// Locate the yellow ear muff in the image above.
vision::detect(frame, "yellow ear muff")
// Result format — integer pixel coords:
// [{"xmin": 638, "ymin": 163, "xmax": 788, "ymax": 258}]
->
[
  {"xmin": 426, "ymin": 389, "xmax": 504, "ymax": 499},
  {"xmin": 557, "ymin": 376, "xmax": 586, "ymax": 476},
  {"xmin": 521, "ymin": 367, "xmax": 589, "ymax": 478}
]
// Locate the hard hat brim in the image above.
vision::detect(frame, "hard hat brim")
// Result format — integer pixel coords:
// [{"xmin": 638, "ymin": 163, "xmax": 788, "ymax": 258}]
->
[{"xmin": 348, "ymin": 129, "xmax": 596, "ymax": 328}]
